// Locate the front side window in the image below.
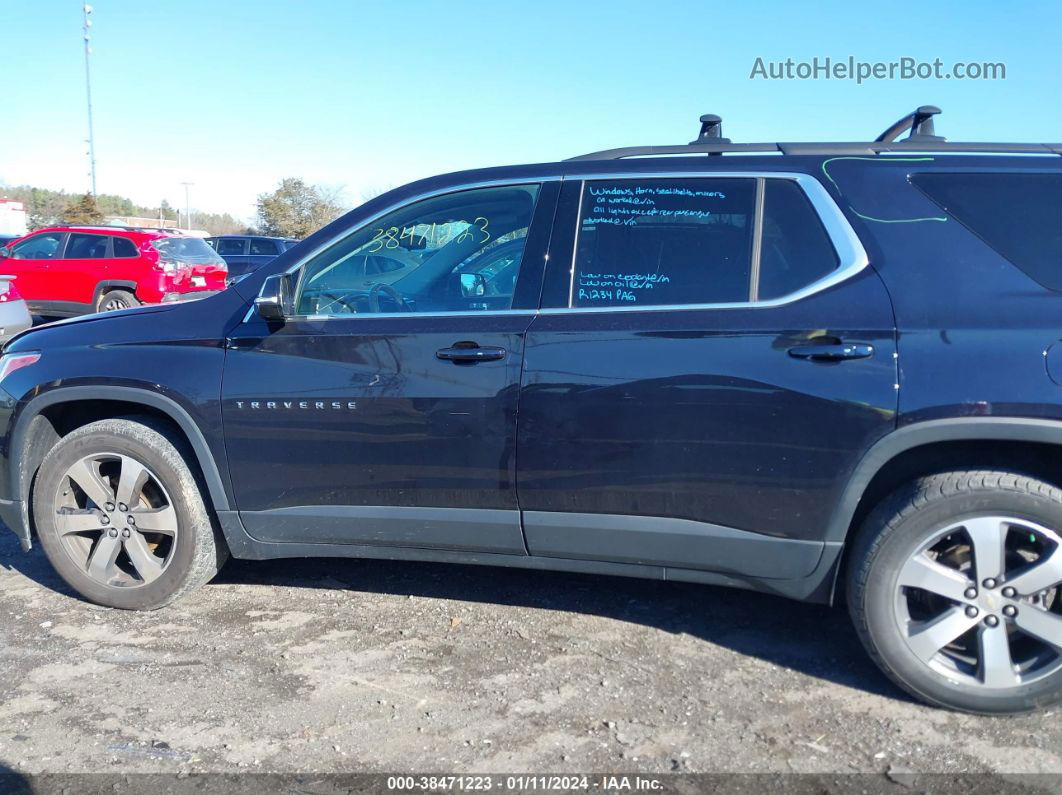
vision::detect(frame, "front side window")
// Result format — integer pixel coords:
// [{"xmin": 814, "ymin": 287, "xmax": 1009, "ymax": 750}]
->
[
  {"xmin": 296, "ymin": 184, "xmax": 540, "ymax": 315},
  {"xmin": 572, "ymin": 178, "xmax": 756, "ymax": 307},
  {"xmin": 65, "ymin": 233, "xmax": 109, "ymax": 259},
  {"xmin": 11, "ymin": 233, "xmax": 62, "ymax": 260},
  {"xmin": 217, "ymin": 238, "xmax": 246, "ymax": 256}
]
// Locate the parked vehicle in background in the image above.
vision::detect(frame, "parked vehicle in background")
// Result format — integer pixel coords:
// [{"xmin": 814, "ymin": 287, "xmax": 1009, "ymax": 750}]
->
[
  {"xmin": 0, "ymin": 226, "xmax": 227, "ymax": 316},
  {"xmin": 0, "ymin": 275, "xmax": 33, "ymax": 344},
  {"xmin": 6, "ymin": 106, "xmax": 1062, "ymax": 715},
  {"xmin": 206, "ymin": 235, "xmax": 297, "ymax": 282}
]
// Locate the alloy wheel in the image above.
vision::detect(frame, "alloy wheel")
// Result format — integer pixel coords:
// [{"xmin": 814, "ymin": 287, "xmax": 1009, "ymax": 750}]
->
[
  {"xmin": 894, "ymin": 516, "xmax": 1062, "ymax": 689},
  {"xmin": 52, "ymin": 452, "xmax": 178, "ymax": 587}
]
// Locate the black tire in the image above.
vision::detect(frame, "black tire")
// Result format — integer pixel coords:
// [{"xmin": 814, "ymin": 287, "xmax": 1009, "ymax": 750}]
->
[
  {"xmin": 96, "ymin": 289, "xmax": 139, "ymax": 313},
  {"xmin": 33, "ymin": 417, "xmax": 227, "ymax": 610},
  {"xmin": 848, "ymin": 470, "xmax": 1062, "ymax": 714}
]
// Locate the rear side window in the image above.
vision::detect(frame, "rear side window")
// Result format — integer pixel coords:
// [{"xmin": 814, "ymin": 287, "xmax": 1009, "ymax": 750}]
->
[
  {"xmin": 572, "ymin": 178, "xmax": 756, "ymax": 307},
  {"xmin": 758, "ymin": 180, "xmax": 839, "ymax": 300},
  {"xmin": 913, "ymin": 172, "xmax": 1062, "ymax": 291},
  {"xmin": 151, "ymin": 237, "xmax": 226, "ymax": 265},
  {"xmin": 249, "ymin": 239, "xmax": 279, "ymax": 256},
  {"xmin": 216, "ymin": 239, "xmax": 246, "ymax": 256},
  {"xmin": 65, "ymin": 233, "xmax": 109, "ymax": 259},
  {"xmin": 112, "ymin": 237, "xmax": 138, "ymax": 258}
]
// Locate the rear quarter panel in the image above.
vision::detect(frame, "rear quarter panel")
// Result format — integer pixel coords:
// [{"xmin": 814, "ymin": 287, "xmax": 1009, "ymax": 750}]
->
[{"xmin": 825, "ymin": 157, "xmax": 1062, "ymax": 425}]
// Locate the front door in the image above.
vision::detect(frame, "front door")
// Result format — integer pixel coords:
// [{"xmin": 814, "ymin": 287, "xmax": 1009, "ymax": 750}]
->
[
  {"xmin": 517, "ymin": 174, "xmax": 897, "ymax": 579},
  {"xmin": 4, "ymin": 231, "xmax": 65, "ymax": 311},
  {"xmin": 222, "ymin": 181, "xmax": 557, "ymax": 554}
]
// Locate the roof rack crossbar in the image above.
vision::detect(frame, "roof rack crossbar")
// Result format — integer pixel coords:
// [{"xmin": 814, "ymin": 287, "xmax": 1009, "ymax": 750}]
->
[
  {"xmin": 689, "ymin": 114, "xmax": 730, "ymax": 145},
  {"xmin": 875, "ymin": 104, "xmax": 944, "ymax": 143},
  {"xmin": 566, "ymin": 105, "xmax": 1062, "ymax": 161}
]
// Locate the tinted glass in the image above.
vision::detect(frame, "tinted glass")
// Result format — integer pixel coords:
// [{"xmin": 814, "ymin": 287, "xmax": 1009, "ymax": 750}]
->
[
  {"xmin": 914, "ymin": 173, "xmax": 1062, "ymax": 291},
  {"xmin": 112, "ymin": 237, "xmax": 139, "ymax": 258},
  {"xmin": 296, "ymin": 184, "xmax": 540, "ymax": 315},
  {"xmin": 12, "ymin": 233, "xmax": 62, "ymax": 260},
  {"xmin": 151, "ymin": 237, "xmax": 226, "ymax": 264},
  {"xmin": 216, "ymin": 238, "xmax": 246, "ymax": 255},
  {"xmin": 65, "ymin": 233, "xmax": 109, "ymax": 259},
  {"xmin": 249, "ymin": 239, "xmax": 279, "ymax": 256},
  {"xmin": 572, "ymin": 178, "xmax": 756, "ymax": 307},
  {"xmin": 758, "ymin": 180, "xmax": 839, "ymax": 300}
]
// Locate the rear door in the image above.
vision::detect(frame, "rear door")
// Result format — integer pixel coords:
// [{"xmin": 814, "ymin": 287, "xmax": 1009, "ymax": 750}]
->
[
  {"xmin": 517, "ymin": 173, "xmax": 897, "ymax": 579},
  {"xmin": 222, "ymin": 180, "xmax": 558, "ymax": 552},
  {"xmin": 60, "ymin": 232, "xmax": 111, "ymax": 308}
]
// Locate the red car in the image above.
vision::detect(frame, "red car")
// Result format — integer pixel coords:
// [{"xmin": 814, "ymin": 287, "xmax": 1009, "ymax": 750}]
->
[{"xmin": 0, "ymin": 226, "xmax": 228, "ymax": 316}]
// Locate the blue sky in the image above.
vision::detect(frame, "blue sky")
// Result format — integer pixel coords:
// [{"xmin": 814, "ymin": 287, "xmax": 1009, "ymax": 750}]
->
[{"xmin": 1, "ymin": 0, "xmax": 1059, "ymax": 222}]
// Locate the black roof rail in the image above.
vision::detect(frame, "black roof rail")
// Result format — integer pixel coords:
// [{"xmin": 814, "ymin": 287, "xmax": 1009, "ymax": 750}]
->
[{"xmin": 567, "ymin": 106, "xmax": 1062, "ymax": 161}]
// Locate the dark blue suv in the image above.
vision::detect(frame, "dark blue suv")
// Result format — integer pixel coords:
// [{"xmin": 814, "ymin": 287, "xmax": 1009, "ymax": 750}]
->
[
  {"xmin": 205, "ymin": 235, "xmax": 298, "ymax": 282},
  {"xmin": 3, "ymin": 106, "xmax": 1062, "ymax": 714}
]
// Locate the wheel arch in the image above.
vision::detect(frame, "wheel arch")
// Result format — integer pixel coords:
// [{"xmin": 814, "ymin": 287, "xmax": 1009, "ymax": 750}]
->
[
  {"xmin": 828, "ymin": 417, "xmax": 1062, "ymax": 601},
  {"xmin": 92, "ymin": 281, "xmax": 139, "ymax": 307},
  {"xmin": 12, "ymin": 386, "xmax": 230, "ymax": 546}
]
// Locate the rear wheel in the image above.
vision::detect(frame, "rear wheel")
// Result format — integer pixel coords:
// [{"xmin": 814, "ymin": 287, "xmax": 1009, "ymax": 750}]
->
[
  {"xmin": 33, "ymin": 418, "xmax": 227, "ymax": 610},
  {"xmin": 96, "ymin": 289, "xmax": 139, "ymax": 313},
  {"xmin": 849, "ymin": 471, "xmax": 1062, "ymax": 714}
]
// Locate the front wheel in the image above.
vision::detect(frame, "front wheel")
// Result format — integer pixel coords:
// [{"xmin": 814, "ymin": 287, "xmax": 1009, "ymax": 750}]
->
[
  {"xmin": 848, "ymin": 470, "xmax": 1062, "ymax": 714},
  {"xmin": 33, "ymin": 418, "xmax": 227, "ymax": 610}
]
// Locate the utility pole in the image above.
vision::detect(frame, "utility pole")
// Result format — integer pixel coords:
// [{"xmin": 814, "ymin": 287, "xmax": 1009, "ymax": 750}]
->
[
  {"xmin": 82, "ymin": 4, "xmax": 97, "ymax": 196},
  {"xmin": 181, "ymin": 182, "xmax": 194, "ymax": 230}
]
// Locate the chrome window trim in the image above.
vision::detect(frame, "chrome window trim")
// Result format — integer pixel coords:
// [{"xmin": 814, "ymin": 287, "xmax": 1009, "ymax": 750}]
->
[
  {"xmin": 298, "ymin": 309, "xmax": 539, "ymax": 321},
  {"xmin": 260, "ymin": 170, "xmax": 867, "ymax": 322},
  {"xmin": 549, "ymin": 170, "xmax": 868, "ymax": 315}
]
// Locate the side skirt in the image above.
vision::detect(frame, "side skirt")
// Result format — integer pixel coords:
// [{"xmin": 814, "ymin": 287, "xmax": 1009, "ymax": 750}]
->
[{"xmin": 216, "ymin": 510, "xmax": 842, "ymax": 604}]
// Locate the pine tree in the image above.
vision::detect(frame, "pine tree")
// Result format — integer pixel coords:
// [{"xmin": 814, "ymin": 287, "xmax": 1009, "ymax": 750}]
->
[{"xmin": 60, "ymin": 193, "xmax": 104, "ymax": 226}]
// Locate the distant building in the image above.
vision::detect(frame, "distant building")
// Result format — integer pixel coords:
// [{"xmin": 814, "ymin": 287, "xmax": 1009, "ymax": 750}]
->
[
  {"xmin": 103, "ymin": 215, "xmax": 178, "ymax": 229},
  {"xmin": 0, "ymin": 200, "xmax": 28, "ymax": 236},
  {"xmin": 102, "ymin": 216, "xmax": 210, "ymax": 239}
]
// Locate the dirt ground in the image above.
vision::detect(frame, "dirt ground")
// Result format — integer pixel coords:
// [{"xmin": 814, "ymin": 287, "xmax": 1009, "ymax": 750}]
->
[{"xmin": 2, "ymin": 527, "xmax": 1061, "ymax": 788}]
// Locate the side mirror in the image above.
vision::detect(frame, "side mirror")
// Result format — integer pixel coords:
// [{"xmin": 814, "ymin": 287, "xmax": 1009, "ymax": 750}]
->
[
  {"xmin": 0, "ymin": 247, "xmax": 10, "ymax": 259},
  {"xmin": 459, "ymin": 272, "xmax": 487, "ymax": 297},
  {"xmin": 255, "ymin": 273, "xmax": 293, "ymax": 322}
]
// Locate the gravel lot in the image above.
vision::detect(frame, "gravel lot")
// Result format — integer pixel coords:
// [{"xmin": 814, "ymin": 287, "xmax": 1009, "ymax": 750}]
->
[{"xmin": 2, "ymin": 527, "xmax": 1061, "ymax": 789}]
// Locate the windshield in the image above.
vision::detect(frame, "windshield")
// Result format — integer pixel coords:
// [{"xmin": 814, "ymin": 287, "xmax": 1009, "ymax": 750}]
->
[{"xmin": 152, "ymin": 237, "xmax": 225, "ymax": 265}]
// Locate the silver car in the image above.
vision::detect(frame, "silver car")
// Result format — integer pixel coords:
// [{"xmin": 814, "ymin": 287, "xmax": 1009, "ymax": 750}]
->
[{"xmin": 0, "ymin": 274, "xmax": 33, "ymax": 345}]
